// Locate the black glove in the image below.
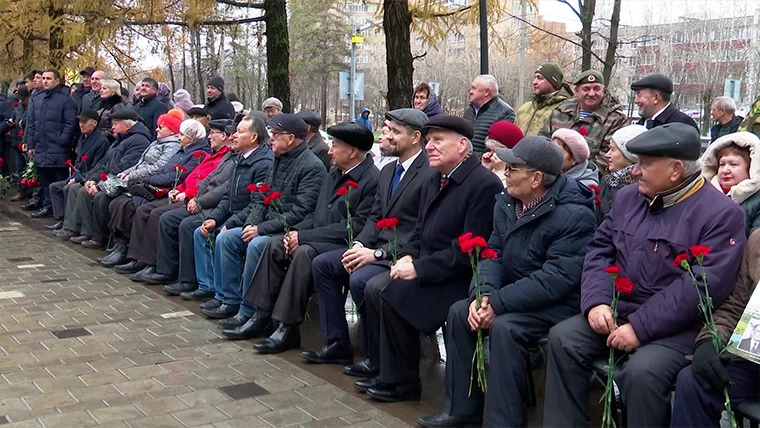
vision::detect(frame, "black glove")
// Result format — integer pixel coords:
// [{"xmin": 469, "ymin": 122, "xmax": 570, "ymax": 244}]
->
[{"xmin": 692, "ymin": 340, "xmax": 731, "ymax": 391}]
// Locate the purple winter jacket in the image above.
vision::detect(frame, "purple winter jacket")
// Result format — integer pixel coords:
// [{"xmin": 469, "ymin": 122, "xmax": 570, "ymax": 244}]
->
[{"xmin": 580, "ymin": 179, "xmax": 746, "ymax": 354}]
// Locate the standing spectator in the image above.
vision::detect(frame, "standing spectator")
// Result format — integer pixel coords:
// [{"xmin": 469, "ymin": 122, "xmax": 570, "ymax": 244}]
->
[
  {"xmin": 709, "ymin": 96, "xmax": 742, "ymax": 143},
  {"xmin": 356, "ymin": 107, "xmax": 372, "ymax": 131},
  {"xmin": 71, "ymin": 66, "xmax": 95, "ymax": 109},
  {"xmin": 596, "ymin": 125, "xmax": 647, "ymax": 222},
  {"xmin": 262, "ymin": 97, "xmax": 282, "ymax": 118},
  {"xmin": 412, "ymin": 82, "xmax": 443, "ymax": 118},
  {"xmin": 80, "ymin": 70, "xmax": 106, "ymax": 112},
  {"xmin": 96, "ymin": 79, "xmax": 127, "ymax": 141},
  {"xmin": 132, "ymin": 77, "xmax": 168, "ymax": 140},
  {"xmin": 173, "ymin": 89, "xmax": 194, "ymax": 114},
  {"xmin": 20, "ymin": 70, "xmax": 45, "ymax": 211},
  {"xmin": 515, "ymin": 63, "xmax": 573, "ymax": 136},
  {"xmin": 157, "ymin": 82, "xmax": 175, "ymax": 111},
  {"xmin": 204, "ymin": 77, "xmax": 235, "ymax": 120},
  {"xmin": 296, "ymin": 110, "xmax": 331, "ymax": 170},
  {"xmin": 632, "ymin": 73, "xmax": 699, "ymax": 131},
  {"xmin": 188, "ymin": 107, "xmax": 211, "ymax": 131},
  {"xmin": 7, "ymin": 86, "xmax": 29, "ymax": 201},
  {"xmin": 545, "ymin": 70, "xmax": 628, "ymax": 169},
  {"xmin": 463, "ymin": 75, "xmax": 516, "ymax": 157},
  {"xmin": 25, "ymin": 68, "xmax": 77, "ymax": 218}
]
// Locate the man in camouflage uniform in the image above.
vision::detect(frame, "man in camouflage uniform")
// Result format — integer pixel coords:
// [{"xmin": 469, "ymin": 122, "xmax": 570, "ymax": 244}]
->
[
  {"xmin": 739, "ymin": 94, "xmax": 760, "ymax": 137},
  {"xmin": 515, "ymin": 63, "xmax": 574, "ymax": 136},
  {"xmin": 544, "ymin": 70, "xmax": 629, "ymax": 169}
]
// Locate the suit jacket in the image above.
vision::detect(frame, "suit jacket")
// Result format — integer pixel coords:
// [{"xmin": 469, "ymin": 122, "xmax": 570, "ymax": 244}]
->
[
  {"xmin": 354, "ymin": 150, "xmax": 435, "ymax": 263},
  {"xmin": 738, "ymin": 338, "xmax": 758, "ymax": 353},
  {"xmin": 637, "ymin": 103, "xmax": 699, "ymax": 132},
  {"xmin": 382, "ymin": 155, "xmax": 504, "ymax": 334}
]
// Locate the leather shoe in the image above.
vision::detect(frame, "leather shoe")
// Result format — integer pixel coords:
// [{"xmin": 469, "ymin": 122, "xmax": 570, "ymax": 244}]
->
[
  {"xmin": 218, "ymin": 314, "xmax": 250, "ymax": 329},
  {"xmin": 366, "ymin": 379, "xmax": 422, "ymax": 402},
  {"xmin": 114, "ymin": 261, "xmax": 146, "ymax": 274},
  {"xmin": 55, "ymin": 230, "xmax": 77, "ymax": 240},
  {"xmin": 416, "ymin": 413, "xmax": 483, "ymax": 428},
  {"xmin": 199, "ymin": 298, "xmax": 222, "ymax": 310},
  {"xmin": 141, "ymin": 271, "xmax": 174, "ymax": 285},
  {"xmin": 81, "ymin": 239, "xmax": 107, "ymax": 250},
  {"xmin": 21, "ymin": 200, "xmax": 41, "ymax": 211},
  {"xmin": 301, "ymin": 342, "xmax": 353, "ymax": 365},
  {"xmin": 44, "ymin": 221, "xmax": 63, "ymax": 231},
  {"xmin": 344, "ymin": 358, "xmax": 379, "ymax": 378},
  {"xmin": 10, "ymin": 194, "xmax": 26, "ymax": 202},
  {"xmin": 164, "ymin": 282, "xmax": 197, "ymax": 296},
  {"xmin": 99, "ymin": 245, "xmax": 127, "ymax": 266},
  {"xmin": 129, "ymin": 265, "xmax": 155, "ymax": 282},
  {"xmin": 183, "ymin": 289, "xmax": 215, "ymax": 301},
  {"xmin": 354, "ymin": 377, "xmax": 382, "ymax": 393},
  {"xmin": 70, "ymin": 235, "xmax": 91, "ymax": 244},
  {"xmin": 31, "ymin": 207, "xmax": 53, "ymax": 218},
  {"xmin": 253, "ymin": 324, "xmax": 300, "ymax": 354},
  {"xmin": 222, "ymin": 313, "xmax": 274, "ymax": 340},
  {"xmin": 201, "ymin": 304, "xmax": 239, "ymax": 319}
]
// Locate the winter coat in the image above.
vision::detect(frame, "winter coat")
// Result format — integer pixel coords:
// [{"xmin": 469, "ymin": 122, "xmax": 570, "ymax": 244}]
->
[
  {"xmin": 122, "ymin": 136, "xmax": 180, "ymax": 183},
  {"xmin": 636, "ymin": 103, "xmax": 699, "ymax": 132},
  {"xmin": 8, "ymin": 101, "xmax": 27, "ymax": 146},
  {"xmin": 739, "ymin": 95, "xmax": 760, "ymax": 137},
  {"xmin": 141, "ymin": 139, "xmax": 211, "ymax": 188},
  {"xmin": 544, "ymin": 91, "xmax": 629, "ymax": 169},
  {"xmin": 477, "ymin": 175, "xmax": 597, "ymax": 315},
  {"xmin": 25, "ymin": 85, "xmax": 78, "ymax": 166},
  {"xmin": 70, "ymin": 131, "xmax": 109, "ymax": 182},
  {"xmin": 596, "ymin": 165, "xmax": 637, "ymax": 224},
  {"xmin": 581, "ymin": 177, "xmax": 746, "ymax": 354},
  {"xmin": 515, "ymin": 83, "xmax": 573, "ymax": 136},
  {"xmin": 307, "ymin": 131, "xmax": 331, "ymax": 171},
  {"xmin": 710, "ymin": 115, "xmax": 743, "ymax": 143},
  {"xmin": 132, "ymin": 94, "xmax": 168, "ymax": 140},
  {"xmin": 182, "ymin": 147, "xmax": 235, "ymax": 216},
  {"xmin": 246, "ymin": 141, "xmax": 327, "ymax": 235},
  {"xmin": 295, "ymin": 157, "xmax": 379, "ymax": 253},
  {"xmin": 565, "ymin": 161, "xmax": 599, "ymax": 188},
  {"xmin": 415, "ymin": 94, "xmax": 444, "ymax": 118},
  {"xmin": 701, "ymin": 131, "xmax": 760, "ymax": 238},
  {"xmin": 86, "ymin": 122, "xmax": 153, "ymax": 181},
  {"xmin": 205, "ymin": 94, "xmax": 235, "ymax": 120},
  {"xmin": 97, "ymin": 96, "xmax": 127, "ymax": 142},
  {"xmin": 208, "ymin": 144, "xmax": 274, "ymax": 229},
  {"xmin": 463, "ymin": 97, "xmax": 517, "ymax": 157},
  {"xmin": 355, "ymin": 107, "xmax": 372, "ymax": 131},
  {"xmin": 72, "ymin": 86, "xmax": 90, "ymax": 110},
  {"xmin": 81, "ymin": 90, "xmax": 101, "ymax": 112}
]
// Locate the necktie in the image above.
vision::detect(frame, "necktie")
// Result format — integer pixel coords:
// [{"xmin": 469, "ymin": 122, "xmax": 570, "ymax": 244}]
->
[
  {"xmin": 440, "ymin": 175, "xmax": 449, "ymax": 190},
  {"xmin": 645, "ymin": 119, "xmax": 655, "ymax": 129},
  {"xmin": 389, "ymin": 164, "xmax": 404, "ymax": 200}
]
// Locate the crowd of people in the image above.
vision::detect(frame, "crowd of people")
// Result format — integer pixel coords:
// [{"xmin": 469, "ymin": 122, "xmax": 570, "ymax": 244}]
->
[{"xmin": 1, "ymin": 62, "xmax": 760, "ymax": 428}]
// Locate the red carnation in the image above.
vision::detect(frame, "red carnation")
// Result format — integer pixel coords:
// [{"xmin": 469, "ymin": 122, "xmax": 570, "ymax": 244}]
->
[
  {"xmin": 594, "ymin": 196, "xmax": 602, "ymax": 206},
  {"xmin": 247, "ymin": 183, "xmax": 259, "ymax": 193},
  {"xmin": 578, "ymin": 127, "xmax": 589, "ymax": 136},
  {"xmin": 29, "ymin": 178, "xmax": 39, "ymax": 187},
  {"xmin": 588, "ymin": 184, "xmax": 600, "ymax": 195},
  {"xmin": 337, "ymin": 186, "xmax": 349, "ymax": 196},
  {"xmin": 481, "ymin": 248, "xmax": 498, "ymax": 260},
  {"xmin": 20, "ymin": 178, "xmax": 27, "ymax": 188},
  {"xmin": 81, "ymin": 155, "xmax": 89, "ymax": 162},
  {"xmin": 469, "ymin": 236, "xmax": 488, "ymax": 249},
  {"xmin": 64, "ymin": 159, "xmax": 72, "ymax": 167},
  {"xmin": 193, "ymin": 152, "xmax": 206, "ymax": 159},
  {"xmin": 16, "ymin": 144, "xmax": 23, "ymax": 152},
  {"xmin": 459, "ymin": 239, "xmax": 475, "ymax": 254},
  {"xmin": 264, "ymin": 191, "xmax": 282, "ymax": 206},
  {"xmin": 605, "ymin": 266, "xmax": 622, "ymax": 275},
  {"xmin": 258, "ymin": 183, "xmax": 271, "ymax": 192},
  {"xmin": 100, "ymin": 173, "xmax": 108, "ymax": 181},
  {"xmin": 673, "ymin": 253, "xmax": 690, "ymax": 269},
  {"xmin": 346, "ymin": 180, "xmax": 359, "ymax": 190},
  {"xmin": 377, "ymin": 217, "xmax": 399, "ymax": 229},
  {"xmin": 614, "ymin": 276, "xmax": 633, "ymax": 295},
  {"xmin": 690, "ymin": 245, "xmax": 712, "ymax": 259},
  {"xmin": 458, "ymin": 232, "xmax": 473, "ymax": 244},
  {"xmin": 174, "ymin": 165, "xmax": 187, "ymax": 173},
  {"xmin": 155, "ymin": 188, "xmax": 167, "ymax": 198}
]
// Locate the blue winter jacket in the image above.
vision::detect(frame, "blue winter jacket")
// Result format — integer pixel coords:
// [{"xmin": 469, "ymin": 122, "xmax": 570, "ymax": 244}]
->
[
  {"xmin": 355, "ymin": 107, "xmax": 372, "ymax": 131},
  {"xmin": 25, "ymin": 85, "xmax": 78, "ymax": 166}
]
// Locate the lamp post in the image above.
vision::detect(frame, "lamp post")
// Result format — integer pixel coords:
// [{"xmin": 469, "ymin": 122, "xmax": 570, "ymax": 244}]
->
[{"xmin": 479, "ymin": 0, "xmax": 488, "ymax": 74}]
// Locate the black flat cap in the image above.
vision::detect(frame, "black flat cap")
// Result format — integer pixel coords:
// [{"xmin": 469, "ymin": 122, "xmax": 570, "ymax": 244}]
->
[
  {"xmin": 76, "ymin": 109, "xmax": 99, "ymax": 122},
  {"xmin": 110, "ymin": 107, "xmax": 140, "ymax": 121},
  {"xmin": 421, "ymin": 115, "xmax": 474, "ymax": 140},
  {"xmin": 79, "ymin": 67, "xmax": 96, "ymax": 76},
  {"xmin": 385, "ymin": 108, "xmax": 428, "ymax": 130},
  {"xmin": 296, "ymin": 110, "xmax": 322, "ymax": 128},
  {"xmin": 209, "ymin": 119, "xmax": 233, "ymax": 133},
  {"xmin": 266, "ymin": 113, "xmax": 308, "ymax": 140},
  {"xmin": 626, "ymin": 122, "xmax": 701, "ymax": 161},
  {"xmin": 327, "ymin": 122, "xmax": 374, "ymax": 151},
  {"xmin": 631, "ymin": 73, "xmax": 674, "ymax": 95},
  {"xmin": 188, "ymin": 107, "xmax": 210, "ymax": 117}
]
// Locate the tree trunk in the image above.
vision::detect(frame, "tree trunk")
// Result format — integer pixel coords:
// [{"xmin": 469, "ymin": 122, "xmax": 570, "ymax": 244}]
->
[
  {"xmin": 48, "ymin": 4, "xmax": 64, "ymax": 70},
  {"xmin": 321, "ymin": 64, "xmax": 328, "ymax": 127},
  {"xmin": 264, "ymin": 0, "xmax": 291, "ymax": 112},
  {"xmin": 182, "ymin": 28, "xmax": 187, "ymax": 90},
  {"xmin": 384, "ymin": 0, "xmax": 413, "ymax": 110},
  {"xmin": 195, "ymin": 28, "xmax": 204, "ymax": 102},
  {"xmin": 579, "ymin": 0, "xmax": 596, "ymax": 72},
  {"xmin": 601, "ymin": 0, "xmax": 620, "ymax": 84}
]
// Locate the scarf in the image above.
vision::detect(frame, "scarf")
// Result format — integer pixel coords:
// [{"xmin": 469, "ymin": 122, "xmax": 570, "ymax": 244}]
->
[
  {"xmin": 603, "ymin": 164, "xmax": 637, "ymax": 189},
  {"xmin": 645, "ymin": 173, "xmax": 704, "ymax": 213}
]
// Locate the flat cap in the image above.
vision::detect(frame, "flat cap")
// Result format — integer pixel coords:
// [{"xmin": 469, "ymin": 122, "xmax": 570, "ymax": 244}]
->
[
  {"xmin": 296, "ymin": 110, "xmax": 322, "ymax": 128},
  {"xmin": 76, "ymin": 109, "xmax": 99, "ymax": 122},
  {"xmin": 79, "ymin": 66, "xmax": 96, "ymax": 76},
  {"xmin": 495, "ymin": 136, "xmax": 563, "ymax": 177},
  {"xmin": 575, "ymin": 70, "xmax": 605, "ymax": 86},
  {"xmin": 263, "ymin": 97, "xmax": 283, "ymax": 110},
  {"xmin": 110, "ymin": 107, "xmax": 140, "ymax": 122},
  {"xmin": 266, "ymin": 113, "xmax": 308, "ymax": 140},
  {"xmin": 631, "ymin": 73, "xmax": 674, "ymax": 95},
  {"xmin": 385, "ymin": 108, "xmax": 428, "ymax": 130},
  {"xmin": 188, "ymin": 107, "xmax": 210, "ymax": 117},
  {"xmin": 626, "ymin": 122, "xmax": 701, "ymax": 161},
  {"xmin": 421, "ymin": 115, "xmax": 474, "ymax": 140},
  {"xmin": 327, "ymin": 122, "xmax": 374, "ymax": 151},
  {"xmin": 208, "ymin": 118, "xmax": 233, "ymax": 133}
]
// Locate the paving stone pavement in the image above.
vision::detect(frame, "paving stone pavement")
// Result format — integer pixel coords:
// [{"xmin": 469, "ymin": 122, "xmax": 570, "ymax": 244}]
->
[{"xmin": 0, "ymin": 214, "xmax": 411, "ymax": 428}]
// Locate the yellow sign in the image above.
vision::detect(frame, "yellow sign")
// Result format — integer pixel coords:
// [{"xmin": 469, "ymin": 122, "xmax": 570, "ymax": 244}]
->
[{"xmin": 351, "ymin": 34, "xmax": 364, "ymax": 45}]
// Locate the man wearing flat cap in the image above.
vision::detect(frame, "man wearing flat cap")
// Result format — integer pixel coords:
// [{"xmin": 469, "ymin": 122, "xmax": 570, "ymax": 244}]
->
[
  {"xmin": 204, "ymin": 76, "xmax": 235, "ymax": 120},
  {"xmin": 419, "ymin": 136, "xmax": 597, "ymax": 427},
  {"xmin": 352, "ymin": 115, "xmax": 503, "ymax": 402},
  {"xmin": 545, "ymin": 70, "xmax": 628, "ymax": 169},
  {"xmin": 632, "ymin": 73, "xmax": 698, "ymax": 131},
  {"xmin": 515, "ymin": 63, "xmax": 573, "ymax": 136},
  {"xmin": 226, "ymin": 122, "xmax": 379, "ymax": 354},
  {"xmin": 296, "ymin": 110, "xmax": 331, "ymax": 170},
  {"xmin": 301, "ymin": 108, "xmax": 435, "ymax": 370},
  {"xmin": 544, "ymin": 122, "xmax": 746, "ymax": 427}
]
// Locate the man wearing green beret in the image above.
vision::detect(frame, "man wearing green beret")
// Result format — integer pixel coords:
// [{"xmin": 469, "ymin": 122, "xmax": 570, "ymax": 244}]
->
[
  {"xmin": 514, "ymin": 63, "xmax": 573, "ymax": 136},
  {"xmin": 544, "ymin": 70, "xmax": 628, "ymax": 170}
]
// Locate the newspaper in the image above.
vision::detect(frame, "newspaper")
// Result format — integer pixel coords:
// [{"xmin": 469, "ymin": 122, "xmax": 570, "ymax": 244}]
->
[{"xmin": 727, "ymin": 282, "xmax": 760, "ymax": 364}]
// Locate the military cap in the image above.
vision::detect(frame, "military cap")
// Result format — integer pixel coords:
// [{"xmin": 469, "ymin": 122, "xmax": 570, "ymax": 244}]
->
[
  {"xmin": 536, "ymin": 63, "xmax": 563, "ymax": 89},
  {"xmin": 630, "ymin": 73, "xmax": 674, "ymax": 95},
  {"xmin": 209, "ymin": 118, "xmax": 233, "ymax": 133},
  {"xmin": 575, "ymin": 70, "xmax": 605, "ymax": 86},
  {"xmin": 626, "ymin": 122, "xmax": 701, "ymax": 161},
  {"xmin": 327, "ymin": 121, "xmax": 374, "ymax": 151},
  {"xmin": 109, "ymin": 107, "xmax": 140, "ymax": 122},
  {"xmin": 76, "ymin": 109, "xmax": 99, "ymax": 122},
  {"xmin": 385, "ymin": 108, "xmax": 428, "ymax": 130},
  {"xmin": 421, "ymin": 115, "xmax": 474, "ymax": 140},
  {"xmin": 296, "ymin": 110, "xmax": 322, "ymax": 128},
  {"xmin": 266, "ymin": 113, "xmax": 308, "ymax": 140},
  {"xmin": 495, "ymin": 136, "xmax": 563, "ymax": 176}
]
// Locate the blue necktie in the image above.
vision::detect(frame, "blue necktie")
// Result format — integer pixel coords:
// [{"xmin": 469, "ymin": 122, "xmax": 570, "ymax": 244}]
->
[
  {"xmin": 645, "ymin": 119, "xmax": 655, "ymax": 129},
  {"xmin": 389, "ymin": 164, "xmax": 404, "ymax": 200}
]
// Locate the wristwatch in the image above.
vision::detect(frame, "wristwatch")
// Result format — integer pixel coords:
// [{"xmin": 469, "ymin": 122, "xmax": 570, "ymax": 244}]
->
[{"xmin": 374, "ymin": 248, "xmax": 386, "ymax": 260}]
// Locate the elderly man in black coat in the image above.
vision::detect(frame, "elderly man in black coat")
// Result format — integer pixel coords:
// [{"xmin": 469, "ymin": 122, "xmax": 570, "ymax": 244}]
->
[
  {"xmin": 632, "ymin": 74, "xmax": 699, "ymax": 131},
  {"xmin": 296, "ymin": 110, "xmax": 331, "ymax": 170},
  {"xmin": 354, "ymin": 115, "xmax": 504, "ymax": 402},
  {"xmin": 417, "ymin": 137, "xmax": 598, "ymax": 427}
]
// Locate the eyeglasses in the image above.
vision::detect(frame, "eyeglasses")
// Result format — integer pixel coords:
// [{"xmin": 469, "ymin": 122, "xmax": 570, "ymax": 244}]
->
[
  {"xmin": 505, "ymin": 164, "xmax": 536, "ymax": 174},
  {"xmin": 271, "ymin": 131, "xmax": 293, "ymax": 138}
]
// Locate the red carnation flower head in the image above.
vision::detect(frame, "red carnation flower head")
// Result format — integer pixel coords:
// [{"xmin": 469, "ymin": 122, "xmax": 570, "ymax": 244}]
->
[
  {"xmin": 346, "ymin": 180, "xmax": 359, "ymax": 190},
  {"xmin": 19, "ymin": 178, "xmax": 27, "ymax": 188},
  {"xmin": 17, "ymin": 130, "xmax": 23, "ymax": 137},
  {"xmin": 690, "ymin": 245, "xmax": 711, "ymax": 261},
  {"xmin": 29, "ymin": 178, "xmax": 39, "ymax": 187},
  {"xmin": 469, "ymin": 236, "xmax": 488, "ymax": 249},
  {"xmin": 377, "ymin": 217, "xmax": 399, "ymax": 229},
  {"xmin": 578, "ymin": 127, "xmax": 589, "ymax": 136},
  {"xmin": 481, "ymin": 248, "xmax": 498, "ymax": 260},
  {"xmin": 100, "ymin": 173, "xmax": 108, "ymax": 181},
  {"xmin": 81, "ymin": 155, "xmax": 89, "ymax": 162},
  {"xmin": 588, "ymin": 184, "xmax": 600, "ymax": 195},
  {"xmin": 673, "ymin": 253, "xmax": 690, "ymax": 269},
  {"xmin": 174, "ymin": 165, "xmax": 187, "ymax": 173},
  {"xmin": 193, "ymin": 151, "xmax": 205, "ymax": 159},
  {"xmin": 605, "ymin": 266, "xmax": 622, "ymax": 276},
  {"xmin": 247, "ymin": 183, "xmax": 259, "ymax": 193},
  {"xmin": 264, "ymin": 191, "xmax": 282, "ymax": 205},
  {"xmin": 458, "ymin": 232, "xmax": 473, "ymax": 244},
  {"xmin": 337, "ymin": 186, "xmax": 349, "ymax": 196},
  {"xmin": 0, "ymin": 158, "xmax": 4, "ymax": 166},
  {"xmin": 594, "ymin": 196, "xmax": 602, "ymax": 206},
  {"xmin": 16, "ymin": 144, "xmax": 23, "ymax": 151},
  {"xmin": 615, "ymin": 276, "xmax": 633, "ymax": 295},
  {"xmin": 64, "ymin": 159, "xmax": 72, "ymax": 167},
  {"xmin": 459, "ymin": 239, "xmax": 475, "ymax": 254},
  {"xmin": 155, "ymin": 188, "xmax": 167, "ymax": 198},
  {"xmin": 258, "ymin": 183, "xmax": 271, "ymax": 192}
]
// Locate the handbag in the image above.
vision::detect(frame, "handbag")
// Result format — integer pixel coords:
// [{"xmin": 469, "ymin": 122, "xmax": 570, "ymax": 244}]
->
[{"xmin": 125, "ymin": 183, "xmax": 161, "ymax": 201}]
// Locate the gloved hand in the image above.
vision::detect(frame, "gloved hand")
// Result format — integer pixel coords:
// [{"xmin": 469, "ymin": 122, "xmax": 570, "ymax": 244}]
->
[{"xmin": 692, "ymin": 340, "xmax": 731, "ymax": 391}]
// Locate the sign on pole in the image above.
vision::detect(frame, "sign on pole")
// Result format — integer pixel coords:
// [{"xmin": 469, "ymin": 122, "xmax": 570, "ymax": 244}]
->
[
  {"xmin": 429, "ymin": 81, "xmax": 441, "ymax": 97},
  {"xmin": 724, "ymin": 79, "xmax": 742, "ymax": 104},
  {"xmin": 339, "ymin": 71, "xmax": 365, "ymax": 101}
]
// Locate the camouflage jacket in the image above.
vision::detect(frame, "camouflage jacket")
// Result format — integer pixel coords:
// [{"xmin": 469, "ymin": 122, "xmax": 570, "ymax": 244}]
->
[
  {"xmin": 515, "ymin": 83, "xmax": 573, "ymax": 136},
  {"xmin": 543, "ymin": 91, "xmax": 629, "ymax": 169},
  {"xmin": 739, "ymin": 95, "xmax": 760, "ymax": 137}
]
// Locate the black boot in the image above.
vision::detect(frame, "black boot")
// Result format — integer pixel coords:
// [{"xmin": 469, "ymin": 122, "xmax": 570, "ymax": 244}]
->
[
  {"xmin": 44, "ymin": 221, "xmax": 63, "ymax": 231},
  {"xmin": 99, "ymin": 244, "xmax": 128, "ymax": 268},
  {"xmin": 114, "ymin": 260, "xmax": 147, "ymax": 275},
  {"xmin": 301, "ymin": 341, "xmax": 354, "ymax": 365}
]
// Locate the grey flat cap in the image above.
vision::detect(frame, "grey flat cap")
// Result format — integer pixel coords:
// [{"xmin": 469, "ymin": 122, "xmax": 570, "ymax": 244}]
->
[
  {"xmin": 385, "ymin": 108, "xmax": 428, "ymax": 130},
  {"xmin": 626, "ymin": 122, "xmax": 701, "ymax": 161},
  {"xmin": 495, "ymin": 136, "xmax": 563, "ymax": 176}
]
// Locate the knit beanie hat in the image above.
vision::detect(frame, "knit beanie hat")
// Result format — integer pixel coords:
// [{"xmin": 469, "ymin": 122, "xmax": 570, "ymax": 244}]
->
[
  {"xmin": 156, "ymin": 109, "xmax": 184, "ymax": 134},
  {"xmin": 180, "ymin": 119, "xmax": 207, "ymax": 141},
  {"xmin": 207, "ymin": 76, "xmax": 225, "ymax": 92},
  {"xmin": 262, "ymin": 97, "xmax": 283, "ymax": 111},
  {"xmin": 487, "ymin": 121, "xmax": 524, "ymax": 149},
  {"xmin": 611, "ymin": 125, "xmax": 648, "ymax": 164},
  {"xmin": 551, "ymin": 128, "xmax": 589, "ymax": 163},
  {"xmin": 536, "ymin": 63, "xmax": 563, "ymax": 90}
]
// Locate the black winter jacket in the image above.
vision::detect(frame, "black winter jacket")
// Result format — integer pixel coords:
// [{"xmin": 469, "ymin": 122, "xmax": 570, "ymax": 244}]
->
[
  {"xmin": 307, "ymin": 132, "xmax": 331, "ymax": 171},
  {"xmin": 86, "ymin": 122, "xmax": 152, "ymax": 182},
  {"xmin": 205, "ymin": 94, "xmax": 235, "ymax": 120},
  {"xmin": 71, "ymin": 131, "xmax": 110, "ymax": 182},
  {"xmin": 710, "ymin": 115, "xmax": 743, "ymax": 143},
  {"xmin": 463, "ymin": 96, "xmax": 516, "ymax": 156},
  {"xmin": 132, "ymin": 95, "xmax": 168, "ymax": 140},
  {"xmin": 26, "ymin": 85, "xmax": 78, "ymax": 166}
]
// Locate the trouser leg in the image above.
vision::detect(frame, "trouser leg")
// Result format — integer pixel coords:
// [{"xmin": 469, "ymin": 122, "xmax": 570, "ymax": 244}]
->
[
  {"xmin": 193, "ymin": 225, "xmax": 219, "ymax": 296},
  {"xmin": 155, "ymin": 208, "xmax": 191, "ymax": 277},
  {"xmin": 271, "ymin": 244, "xmax": 318, "ymax": 326},
  {"xmin": 349, "ymin": 264, "xmax": 389, "ymax": 352},
  {"xmin": 73, "ymin": 186, "xmax": 95, "ymax": 235},
  {"xmin": 215, "ymin": 228, "xmax": 250, "ymax": 306},
  {"xmin": 444, "ymin": 299, "xmax": 482, "ymax": 417},
  {"xmin": 177, "ymin": 214, "xmax": 202, "ymax": 284},
  {"xmin": 360, "ymin": 271, "xmax": 393, "ymax": 367},
  {"xmin": 90, "ymin": 191, "xmax": 115, "ymax": 242},
  {"xmin": 62, "ymin": 183, "xmax": 83, "ymax": 231},
  {"xmin": 38, "ymin": 166, "xmax": 68, "ymax": 209},
  {"xmin": 49, "ymin": 180, "xmax": 67, "ymax": 219},
  {"xmin": 312, "ymin": 249, "xmax": 350, "ymax": 345},
  {"xmin": 237, "ymin": 235, "xmax": 273, "ymax": 317}
]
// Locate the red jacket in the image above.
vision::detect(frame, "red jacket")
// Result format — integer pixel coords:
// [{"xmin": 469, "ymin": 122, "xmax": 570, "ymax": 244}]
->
[{"xmin": 180, "ymin": 146, "xmax": 230, "ymax": 198}]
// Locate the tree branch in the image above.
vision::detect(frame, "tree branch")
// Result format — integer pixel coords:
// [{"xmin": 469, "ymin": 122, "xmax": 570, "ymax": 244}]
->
[
  {"xmin": 557, "ymin": 0, "xmax": 582, "ymax": 21},
  {"xmin": 215, "ymin": 0, "xmax": 264, "ymax": 7},
  {"xmin": 127, "ymin": 15, "xmax": 266, "ymax": 26}
]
